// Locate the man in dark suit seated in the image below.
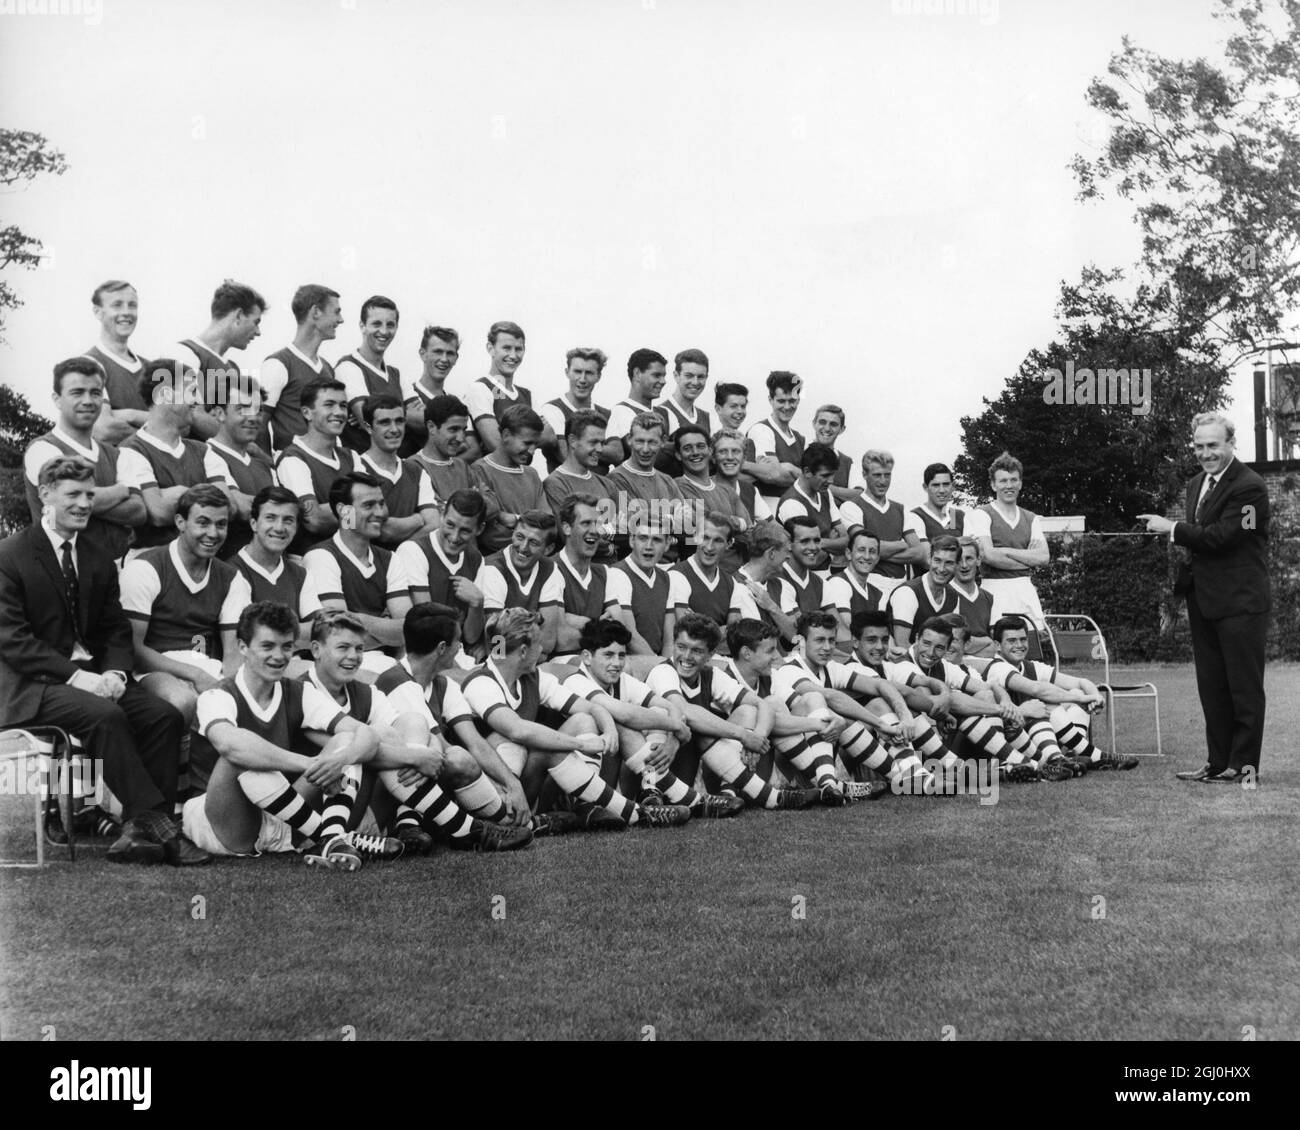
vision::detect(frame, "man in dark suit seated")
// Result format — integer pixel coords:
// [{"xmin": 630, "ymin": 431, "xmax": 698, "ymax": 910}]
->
[
  {"xmin": 0, "ymin": 457, "xmax": 211, "ymax": 864},
  {"xmin": 1140, "ymin": 411, "xmax": 1271, "ymax": 784}
]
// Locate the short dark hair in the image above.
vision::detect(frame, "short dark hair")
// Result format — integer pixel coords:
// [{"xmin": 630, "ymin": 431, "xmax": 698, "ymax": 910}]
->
[
  {"xmin": 291, "ymin": 285, "xmax": 340, "ymax": 324},
  {"xmin": 672, "ymin": 423, "xmax": 711, "ymax": 452},
  {"xmin": 237, "ymin": 600, "xmax": 298, "ymax": 645},
  {"xmin": 445, "ymin": 488, "xmax": 487, "ymax": 525},
  {"xmin": 361, "ymin": 394, "xmax": 404, "ymax": 425},
  {"xmin": 403, "ymin": 606, "xmax": 460, "ymax": 656},
  {"xmin": 726, "ymin": 617, "xmax": 778, "ymax": 659},
  {"xmin": 930, "ymin": 535, "xmax": 961, "ymax": 559},
  {"xmin": 311, "ymin": 608, "xmax": 367, "ymax": 644},
  {"xmin": 53, "ymin": 355, "xmax": 105, "ymax": 394},
  {"xmin": 250, "ymin": 485, "xmax": 300, "ymax": 521},
  {"xmin": 801, "ymin": 443, "xmax": 839, "ymax": 476},
  {"xmin": 566, "ymin": 409, "xmax": 607, "ymax": 442},
  {"xmin": 848, "ymin": 527, "xmax": 881, "ymax": 552},
  {"xmin": 559, "ymin": 492, "xmax": 602, "ymax": 530},
  {"xmin": 923, "ymin": 462, "xmax": 953, "ymax": 485},
  {"xmin": 714, "ymin": 382, "xmax": 748, "ymax": 406},
  {"xmin": 850, "ymin": 609, "xmax": 891, "ymax": 637},
  {"xmin": 783, "ymin": 514, "xmax": 821, "ymax": 538},
  {"xmin": 797, "ymin": 610, "xmax": 838, "ymax": 638},
  {"xmin": 301, "ymin": 376, "xmax": 347, "ymax": 410},
  {"xmin": 766, "ymin": 371, "xmax": 800, "ymax": 397},
  {"xmin": 92, "ymin": 280, "xmax": 134, "ymax": 307},
  {"xmin": 420, "ymin": 326, "xmax": 459, "ymax": 350},
  {"xmin": 360, "ymin": 295, "xmax": 399, "ymax": 322},
  {"xmin": 579, "ymin": 616, "xmax": 632, "ymax": 653},
  {"xmin": 627, "ymin": 348, "xmax": 666, "ymax": 379},
  {"xmin": 328, "ymin": 472, "xmax": 384, "ymax": 518},
  {"xmin": 937, "ymin": 612, "xmax": 968, "ymax": 638},
  {"xmin": 176, "ymin": 484, "xmax": 230, "ymax": 519},
  {"xmin": 992, "ymin": 615, "xmax": 1033, "ymax": 642},
  {"xmin": 37, "ymin": 457, "xmax": 95, "ymax": 489},
  {"xmin": 674, "ymin": 348, "xmax": 709, "ymax": 372},
  {"xmin": 487, "ymin": 320, "xmax": 525, "ymax": 345},
  {"xmin": 137, "ymin": 358, "xmax": 195, "ymax": 408},
  {"xmin": 425, "ymin": 394, "xmax": 469, "ymax": 428},
  {"xmin": 499, "ymin": 403, "xmax": 544, "ymax": 435},
  {"xmin": 211, "ymin": 281, "xmax": 267, "ymax": 320},
  {"xmin": 516, "ymin": 509, "xmax": 558, "ymax": 544},
  {"xmin": 673, "ymin": 612, "xmax": 722, "ymax": 652},
  {"xmin": 918, "ymin": 616, "xmax": 954, "ymax": 642}
]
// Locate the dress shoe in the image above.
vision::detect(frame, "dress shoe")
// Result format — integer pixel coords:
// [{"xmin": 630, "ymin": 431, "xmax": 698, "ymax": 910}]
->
[
  {"xmin": 1175, "ymin": 764, "xmax": 1222, "ymax": 781},
  {"xmin": 106, "ymin": 818, "xmax": 165, "ymax": 865},
  {"xmin": 1204, "ymin": 768, "xmax": 1246, "ymax": 785},
  {"xmin": 133, "ymin": 808, "xmax": 213, "ymax": 866}
]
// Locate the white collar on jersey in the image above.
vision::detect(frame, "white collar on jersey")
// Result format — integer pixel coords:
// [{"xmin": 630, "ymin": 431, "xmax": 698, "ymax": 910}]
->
[
  {"xmin": 236, "ymin": 547, "xmax": 285, "ymax": 583},
  {"xmin": 332, "ymin": 531, "xmax": 376, "ymax": 576},
  {"xmin": 51, "ymin": 425, "xmax": 99, "ymax": 460},
  {"xmin": 287, "ymin": 343, "xmax": 326, "ymax": 372},
  {"xmin": 234, "ymin": 664, "xmax": 282, "ymax": 722},
  {"xmin": 208, "ymin": 438, "xmax": 252, "ymax": 466},
  {"xmin": 169, "ymin": 538, "xmax": 214, "ymax": 594}
]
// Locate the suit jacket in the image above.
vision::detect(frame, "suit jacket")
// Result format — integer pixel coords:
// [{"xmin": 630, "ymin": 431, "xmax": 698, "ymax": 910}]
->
[
  {"xmin": 0, "ymin": 524, "xmax": 135, "ymax": 725},
  {"xmin": 1172, "ymin": 457, "xmax": 1271, "ymax": 620}
]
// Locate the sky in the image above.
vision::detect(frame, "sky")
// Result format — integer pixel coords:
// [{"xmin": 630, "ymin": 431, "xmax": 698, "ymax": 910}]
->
[{"xmin": 0, "ymin": 0, "xmax": 1278, "ymax": 507}]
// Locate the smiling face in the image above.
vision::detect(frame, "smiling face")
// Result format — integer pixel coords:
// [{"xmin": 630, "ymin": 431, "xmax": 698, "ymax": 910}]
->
[
  {"xmin": 438, "ymin": 504, "xmax": 481, "ymax": 556},
  {"xmin": 991, "ymin": 469, "xmax": 1021, "ymax": 506},
  {"xmin": 849, "ymin": 533, "xmax": 879, "ymax": 577},
  {"xmin": 508, "ymin": 520, "xmax": 549, "ymax": 572},
  {"xmin": 368, "ymin": 405, "xmax": 406, "ymax": 455},
  {"xmin": 421, "ymin": 336, "xmax": 459, "ymax": 382},
  {"xmin": 744, "ymin": 635, "xmax": 781, "ymax": 677},
  {"xmin": 500, "ymin": 426, "xmax": 540, "ymax": 468},
  {"xmin": 926, "ymin": 471, "xmax": 954, "ymax": 510},
  {"xmin": 241, "ymin": 625, "xmax": 295, "ymax": 683},
  {"xmin": 177, "ymin": 503, "xmax": 229, "ymax": 559},
  {"xmin": 694, "ymin": 518, "xmax": 732, "ymax": 569},
  {"xmin": 564, "ymin": 501, "xmax": 603, "ymax": 561},
  {"xmin": 789, "ymin": 524, "xmax": 822, "ymax": 569},
  {"xmin": 802, "ymin": 623, "xmax": 838, "ymax": 669},
  {"xmin": 94, "ymin": 285, "xmax": 138, "ymax": 343},
  {"xmin": 306, "ymin": 386, "xmax": 348, "ymax": 437},
  {"xmin": 429, "ymin": 414, "xmax": 469, "ymax": 459},
  {"xmin": 341, "ymin": 484, "xmax": 388, "ymax": 541},
  {"xmin": 314, "ymin": 296, "xmax": 345, "ymax": 341},
  {"xmin": 677, "ymin": 431, "xmax": 712, "ymax": 478},
  {"xmin": 583, "ymin": 640, "xmax": 628, "ymax": 689},
  {"xmin": 770, "ymin": 386, "xmax": 799, "ymax": 426},
  {"xmin": 997, "ymin": 626, "xmax": 1030, "ymax": 664},
  {"xmin": 672, "ymin": 630, "xmax": 713, "ymax": 682},
  {"xmin": 220, "ymin": 383, "xmax": 264, "ymax": 446},
  {"xmin": 570, "ymin": 423, "xmax": 606, "ymax": 471},
  {"xmin": 1192, "ymin": 421, "xmax": 1234, "ymax": 477},
  {"xmin": 314, "ymin": 628, "xmax": 367, "ymax": 685},
  {"xmin": 813, "ymin": 410, "xmax": 844, "ymax": 448},
  {"xmin": 252, "ymin": 500, "xmax": 299, "ymax": 558},
  {"xmin": 713, "ymin": 434, "xmax": 744, "ymax": 480},
  {"xmin": 913, "ymin": 627, "xmax": 950, "ymax": 669},
  {"xmin": 854, "ymin": 624, "xmax": 892, "ymax": 667},
  {"xmin": 488, "ymin": 332, "xmax": 525, "ymax": 379},
  {"xmin": 361, "ymin": 306, "xmax": 398, "ymax": 357},
  {"xmin": 928, "ymin": 546, "xmax": 958, "ymax": 587},
  {"xmin": 629, "ymin": 523, "xmax": 668, "ymax": 568},
  {"xmin": 55, "ymin": 372, "xmax": 106, "ymax": 434},
  {"xmin": 567, "ymin": 358, "xmax": 602, "ymax": 403},
  {"xmin": 229, "ymin": 306, "xmax": 264, "ymax": 350},
  {"xmin": 717, "ymin": 394, "xmax": 748, "ymax": 431},
  {"xmin": 633, "ymin": 362, "xmax": 667, "ymax": 402},
  {"xmin": 40, "ymin": 476, "xmax": 95, "ymax": 536},
  {"xmin": 676, "ymin": 362, "xmax": 708, "ymax": 405},
  {"xmin": 864, "ymin": 461, "xmax": 892, "ymax": 502},
  {"xmin": 628, "ymin": 423, "xmax": 663, "ymax": 471},
  {"xmin": 956, "ymin": 542, "xmax": 980, "ymax": 584}
]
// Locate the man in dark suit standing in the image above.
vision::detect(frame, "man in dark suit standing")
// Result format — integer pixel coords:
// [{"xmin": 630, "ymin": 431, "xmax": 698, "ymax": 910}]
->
[
  {"xmin": 0, "ymin": 457, "xmax": 211, "ymax": 864},
  {"xmin": 1140, "ymin": 411, "xmax": 1271, "ymax": 783}
]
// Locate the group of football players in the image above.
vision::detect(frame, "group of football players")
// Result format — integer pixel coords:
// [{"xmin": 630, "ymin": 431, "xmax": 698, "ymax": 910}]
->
[{"xmin": 22, "ymin": 278, "xmax": 1137, "ymax": 870}]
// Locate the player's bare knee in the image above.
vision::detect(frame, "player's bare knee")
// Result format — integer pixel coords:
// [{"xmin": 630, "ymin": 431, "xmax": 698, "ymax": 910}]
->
[{"xmin": 441, "ymin": 745, "xmax": 478, "ymax": 786}]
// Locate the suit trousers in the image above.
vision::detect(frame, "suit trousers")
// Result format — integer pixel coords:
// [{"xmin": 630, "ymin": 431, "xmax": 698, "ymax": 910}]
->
[{"xmin": 1186, "ymin": 595, "xmax": 1268, "ymax": 773}]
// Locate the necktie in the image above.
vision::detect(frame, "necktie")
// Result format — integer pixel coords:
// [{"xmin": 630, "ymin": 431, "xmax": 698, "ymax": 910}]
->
[
  {"xmin": 60, "ymin": 540, "xmax": 84, "ymax": 643},
  {"xmin": 1194, "ymin": 475, "xmax": 1218, "ymax": 523}
]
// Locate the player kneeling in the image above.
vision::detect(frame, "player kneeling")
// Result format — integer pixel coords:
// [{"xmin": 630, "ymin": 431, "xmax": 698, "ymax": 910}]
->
[
  {"xmin": 186, "ymin": 601, "xmax": 403, "ymax": 870},
  {"xmin": 645, "ymin": 613, "xmax": 822, "ymax": 810},
  {"xmin": 562, "ymin": 618, "xmax": 745, "ymax": 817},
  {"xmin": 462, "ymin": 609, "xmax": 693, "ymax": 831}
]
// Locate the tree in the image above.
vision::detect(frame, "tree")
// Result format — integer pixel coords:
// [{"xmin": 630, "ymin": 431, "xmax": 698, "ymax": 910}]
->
[
  {"xmin": 1071, "ymin": 0, "xmax": 1300, "ymax": 365},
  {"xmin": 0, "ymin": 383, "xmax": 54, "ymax": 536},
  {"xmin": 0, "ymin": 129, "xmax": 68, "ymax": 344}
]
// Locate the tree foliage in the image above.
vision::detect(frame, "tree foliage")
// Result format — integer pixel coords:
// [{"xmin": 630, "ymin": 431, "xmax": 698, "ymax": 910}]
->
[
  {"xmin": 0, "ymin": 129, "xmax": 68, "ymax": 344},
  {"xmin": 0, "ymin": 383, "xmax": 54, "ymax": 537}
]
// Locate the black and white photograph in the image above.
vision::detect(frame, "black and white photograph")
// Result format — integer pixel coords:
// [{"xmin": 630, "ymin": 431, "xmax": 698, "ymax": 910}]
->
[{"xmin": 0, "ymin": 0, "xmax": 1296, "ymax": 1085}]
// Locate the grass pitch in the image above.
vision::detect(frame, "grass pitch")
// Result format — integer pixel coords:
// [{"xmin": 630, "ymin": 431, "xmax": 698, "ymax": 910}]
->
[{"xmin": 2, "ymin": 664, "xmax": 1297, "ymax": 1041}]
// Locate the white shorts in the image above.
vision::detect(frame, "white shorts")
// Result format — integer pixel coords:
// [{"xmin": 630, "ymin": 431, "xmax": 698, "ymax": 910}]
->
[
  {"xmin": 982, "ymin": 577, "xmax": 1046, "ymax": 630},
  {"xmin": 181, "ymin": 794, "xmax": 295, "ymax": 857},
  {"xmin": 160, "ymin": 650, "xmax": 224, "ymax": 679}
]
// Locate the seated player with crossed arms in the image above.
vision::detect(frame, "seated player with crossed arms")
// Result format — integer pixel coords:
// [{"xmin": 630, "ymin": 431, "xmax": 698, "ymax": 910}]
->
[
  {"xmin": 461, "ymin": 608, "xmax": 693, "ymax": 830},
  {"xmin": 559, "ymin": 618, "xmax": 745, "ymax": 818},
  {"xmin": 186, "ymin": 601, "xmax": 404, "ymax": 869},
  {"xmin": 479, "ymin": 509, "xmax": 563, "ymax": 656},
  {"xmin": 823, "ymin": 527, "xmax": 882, "ymax": 652},
  {"xmin": 644, "ymin": 613, "xmax": 821, "ymax": 811},
  {"xmin": 983, "ymin": 616, "xmax": 1138, "ymax": 773}
]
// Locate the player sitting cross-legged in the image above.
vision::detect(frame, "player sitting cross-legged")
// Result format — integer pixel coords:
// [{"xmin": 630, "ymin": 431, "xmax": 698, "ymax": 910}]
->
[
  {"xmin": 186, "ymin": 601, "xmax": 404, "ymax": 869},
  {"xmin": 461, "ymin": 608, "xmax": 693, "ymax": 831},
  {"xmin": 558, "ymin": 617, "xmax": 745, "ymax": 817},
  {"xmin": 645, "ymin": 613, "xmax": 822, "ymax": 811}
]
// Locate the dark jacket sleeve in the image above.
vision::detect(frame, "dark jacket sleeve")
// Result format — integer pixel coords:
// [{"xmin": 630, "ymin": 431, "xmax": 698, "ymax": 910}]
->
[
  {"xmin": 0, "ymin": 545, "xmax": 80, "ymax": 683},
  {"xmin": 1173, "ymin": 479, "xmax": 1270, "ymax": 554}
]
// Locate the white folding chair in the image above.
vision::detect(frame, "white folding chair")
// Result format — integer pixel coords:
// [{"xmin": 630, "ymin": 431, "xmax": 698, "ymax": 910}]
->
[
  {"xmin": 0, "ymin": 726, "xmax": 78, "ymax": 868},
  {"xmin": 1042, "ymin": 613, "xmax": 1163, "ymax": 758}
]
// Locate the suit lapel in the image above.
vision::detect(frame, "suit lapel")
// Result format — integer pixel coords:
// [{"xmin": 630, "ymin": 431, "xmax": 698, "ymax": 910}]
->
[
  {"xmin": 31, "ymin": 527, "xmax": 85, "ymax": 636},
  {"xmin": 1199, "ymin": 459, "xmax": 1239, "ymax": 522}
]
